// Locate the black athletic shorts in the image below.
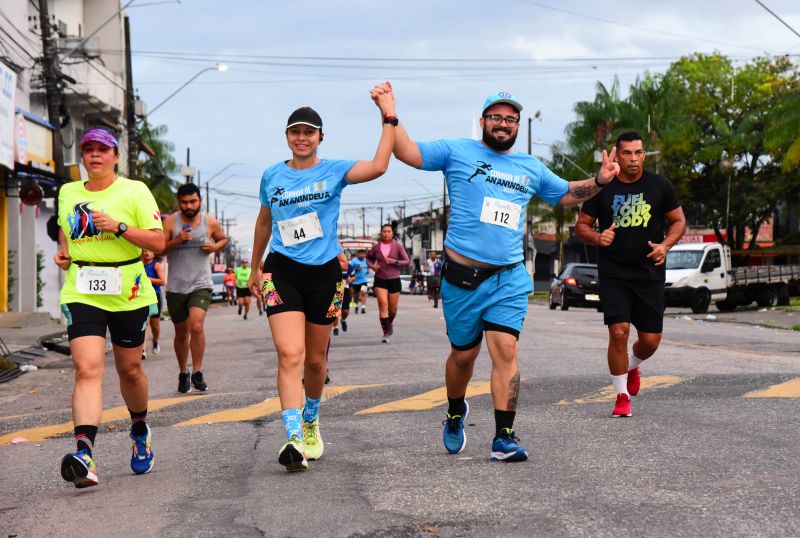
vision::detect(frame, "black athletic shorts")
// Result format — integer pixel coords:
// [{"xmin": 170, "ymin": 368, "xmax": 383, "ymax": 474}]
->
[
  {"xmin": 61, "ymin": 302, "xmax": 154, "ymax": 348},
  {"xmin": 350, "ymin": 283, "xmax": 364, "ymax": 296},
  {"xmin": 599, "ymin": 277, "xmax": 664, "ymax": 333},
  {"xmin": 342, "ymin": 285, "xmax": 352, "ymax": 310},
  {"xmin": 262, "ymin": 251, "xmax": 343, "ymax": 325},
  {"xmin": 236, "ymin": 286, "xmax": 252, "ymax": 298},
  {"xmin": 373, "ymin": 276, "xmax": 402, "ymax": 294}
]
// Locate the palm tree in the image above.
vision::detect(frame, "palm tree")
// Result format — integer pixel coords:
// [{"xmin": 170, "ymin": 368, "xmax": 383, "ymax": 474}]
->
[{"xmin": 136, "ymin": 122, "xmax": 179, "ymax": 211}]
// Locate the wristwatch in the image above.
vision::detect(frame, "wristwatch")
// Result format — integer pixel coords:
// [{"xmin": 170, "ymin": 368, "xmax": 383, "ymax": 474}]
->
[
  {"xmin": 115, "ymin": 222, "xmax": 128, "ymax": 237},
  {"xmin": 383, "ymin": 115, "xmax": 399, "ymax": 126}
]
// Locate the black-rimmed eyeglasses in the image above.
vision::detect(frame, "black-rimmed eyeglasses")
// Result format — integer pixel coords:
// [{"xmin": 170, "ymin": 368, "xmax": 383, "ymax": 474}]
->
[{"xmin": 483, "ymin": 114, "xmax": 520, "ymax": 126}]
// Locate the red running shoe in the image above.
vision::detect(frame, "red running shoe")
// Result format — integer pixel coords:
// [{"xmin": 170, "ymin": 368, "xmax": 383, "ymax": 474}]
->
[
  {"xmin": 612, "ymin": 393, "xmax": 632, "ymax": 417},
  {"xmin": 627, "ymin": 367, "xmax": 641, "ymax": 396}
]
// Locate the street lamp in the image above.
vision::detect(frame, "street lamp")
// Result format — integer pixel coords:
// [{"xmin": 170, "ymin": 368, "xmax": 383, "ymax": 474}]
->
[
  {"xmin": 145, "ymin": 63, "xmax": 228, "ymax": 118},
  {"xmin": 202, "ymin": 161, "xmax": 244, "ymax": 212},
  {"xmin": 532, "ymin": 140, "xmax": 592, "ymax": 177}
]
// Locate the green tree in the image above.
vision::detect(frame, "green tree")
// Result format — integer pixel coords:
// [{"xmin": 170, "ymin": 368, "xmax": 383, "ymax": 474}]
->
[
  {"xmin": 136, "ymin": 122, "xmax": 180, "ymax": 212},
  {"xmin": 658, "ymin": 53, "xmax": 799, "ymax": 248}
]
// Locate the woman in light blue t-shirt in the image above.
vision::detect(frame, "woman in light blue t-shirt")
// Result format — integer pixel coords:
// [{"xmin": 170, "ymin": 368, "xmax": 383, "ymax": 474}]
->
[{"xmin": 246, "ymin": 82, "xmax": 398, "ymax": 471}]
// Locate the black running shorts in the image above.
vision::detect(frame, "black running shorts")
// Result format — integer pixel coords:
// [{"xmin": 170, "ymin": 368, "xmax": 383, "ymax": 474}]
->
[
  {"xmin": 262, "ymin": 252, "xmax": 343, "ymax": 325},
  {"xmin": 236, "ymin": 286, "xmax": 252, "ymax": 298},
  {"xmin": 599, "ymin": 276, "xmax": 664, "ymax": 333},
  {"xmin": 61, "ymin": 302, "xmax": 154, "ymax": 348},
  {"xmin": 342, "ymin": 285, "xmax": 352, "ymax": 310},
  {"xmin": 373, "ymin": 277, "xmax": 402, "ymax": 294}
]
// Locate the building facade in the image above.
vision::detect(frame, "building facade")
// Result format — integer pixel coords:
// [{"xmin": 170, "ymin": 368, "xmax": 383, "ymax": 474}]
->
[{"xmin": 0, "ymin": 0, "xmax": 127, "ymax": 317}]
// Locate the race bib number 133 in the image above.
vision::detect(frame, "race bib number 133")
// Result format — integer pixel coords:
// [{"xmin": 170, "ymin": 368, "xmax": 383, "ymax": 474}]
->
[{"xmin": 76, "ymin": 266, "xmax": 122, "ymax": 295}]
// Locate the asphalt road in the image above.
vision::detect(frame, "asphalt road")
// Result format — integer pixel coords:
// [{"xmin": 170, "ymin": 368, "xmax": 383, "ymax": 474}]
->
[{"xmin": 1, "ymin": 295, "xmax": 799, "ymax": 538}]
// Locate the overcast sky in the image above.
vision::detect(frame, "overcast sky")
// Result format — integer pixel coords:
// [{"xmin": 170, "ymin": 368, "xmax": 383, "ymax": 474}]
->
[{"xmin": 126, "ymin": 0, "xmax": 800, "ymax": 251}]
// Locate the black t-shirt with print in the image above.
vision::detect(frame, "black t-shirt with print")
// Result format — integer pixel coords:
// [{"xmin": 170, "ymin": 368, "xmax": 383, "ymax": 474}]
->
[{"xmin": 581, "ymin": 170, "xmax": 680, "ymax": 282}]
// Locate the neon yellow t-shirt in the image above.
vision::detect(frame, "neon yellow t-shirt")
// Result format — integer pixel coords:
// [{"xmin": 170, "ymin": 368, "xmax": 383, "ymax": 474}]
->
[
  {"xmin": 234, "ymin": 266, "xmax": 251, "ymax": 288},
  {"xmin": 58, "ymin": 177, "xmax": 163, "ymax": 311}
]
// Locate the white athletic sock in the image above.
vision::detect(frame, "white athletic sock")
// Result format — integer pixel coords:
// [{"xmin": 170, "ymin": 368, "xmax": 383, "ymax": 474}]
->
[
  {"xmin": 612, "ymin": 374, "xmax": 629, "ymax": 396},
  {"xmin": 628, "ymin": 351, "xmax": 644, "ymax": 371}
]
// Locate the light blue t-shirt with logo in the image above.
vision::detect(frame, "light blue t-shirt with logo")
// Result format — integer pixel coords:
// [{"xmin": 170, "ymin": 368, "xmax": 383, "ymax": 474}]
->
[
  {"xmin": 348, "ymin": 257, "xmax": 369, "ymax": 284},
  {"xmin": 259, "ymin": 159, "xmax": 356, "ymax": 265},
  {"xmin": 418, "ymin": 138, "xmax": 569, "ymax": 266}
]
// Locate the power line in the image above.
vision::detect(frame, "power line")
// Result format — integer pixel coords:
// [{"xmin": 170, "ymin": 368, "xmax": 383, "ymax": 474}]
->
[
  {"xmin": 753, "ymin": 0, "xmax": 800, "ymax": 40},
  {"xmin": 510, "ymin": 0, "xmax": 774, "ymax": 53}
]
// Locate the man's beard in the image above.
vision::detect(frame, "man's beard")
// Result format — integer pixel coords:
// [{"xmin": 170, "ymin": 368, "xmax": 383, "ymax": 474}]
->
[
  {"xmin": 181, "ymin": 207, "xmax": 199, "ymax": 219},
  {"xmin": 482, "ymin": 126, "xmax": 517, "ymax": 152}
]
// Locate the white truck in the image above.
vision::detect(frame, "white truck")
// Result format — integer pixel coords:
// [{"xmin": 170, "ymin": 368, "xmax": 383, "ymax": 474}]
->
[{"xmin": 664, "ymin": 242, "xmax": 800, "ymax": 313}]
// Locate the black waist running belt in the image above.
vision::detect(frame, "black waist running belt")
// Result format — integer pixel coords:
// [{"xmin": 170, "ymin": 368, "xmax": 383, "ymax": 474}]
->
[
  {"xmin": 442, "ymin": 258, "xmax": 520, "ymax": 290},
  {"xmin": 72, "ymin": 257, "xmax": 141, "ymax": 267}
]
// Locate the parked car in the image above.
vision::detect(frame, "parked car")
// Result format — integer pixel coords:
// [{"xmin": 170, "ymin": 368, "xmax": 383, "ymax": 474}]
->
[
  {"xmin": 549, "ymin": 263, "xmax": 601, "ymax": 311},
  {"xmin": 400, "ymin": 275, "xmax": 414, "ymax": 294},
  {"xmin": 211, "ymin": 272, "xmax": 226, "ymax": 303}
]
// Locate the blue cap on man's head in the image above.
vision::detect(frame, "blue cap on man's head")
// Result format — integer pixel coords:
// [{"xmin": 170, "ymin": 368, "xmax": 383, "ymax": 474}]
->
[{"xmin": 482, "ymin": 91, "xmax": 523, "ymax": 114}]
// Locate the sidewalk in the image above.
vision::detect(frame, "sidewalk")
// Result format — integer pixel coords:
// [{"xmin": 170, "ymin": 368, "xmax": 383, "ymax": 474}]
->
[{"xmin": 0, "ymin": 312, "xmax": 66, "ymax": 352}]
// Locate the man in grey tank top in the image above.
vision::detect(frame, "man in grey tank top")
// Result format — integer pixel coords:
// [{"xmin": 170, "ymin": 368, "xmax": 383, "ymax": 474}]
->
[{"xmin": 162, "ymin": 183, "xmax": 228, "ymax": 393}]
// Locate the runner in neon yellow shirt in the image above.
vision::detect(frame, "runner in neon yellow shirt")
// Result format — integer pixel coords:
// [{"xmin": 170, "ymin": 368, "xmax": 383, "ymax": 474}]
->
[
  {"xmin": 55, "ymin": 127, "xmax": 164, "ymax": 489},
  {"xmin": 234, "ymin": 261, "xmax": 253, "ymax": 319}
]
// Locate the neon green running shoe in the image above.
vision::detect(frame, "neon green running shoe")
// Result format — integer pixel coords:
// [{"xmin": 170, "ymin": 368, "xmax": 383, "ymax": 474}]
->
[
  {"xmin": 278, "ymin": 435, "xmax": 308, "ymax": 471},
  {"xmin": 302, "ymin": 419, "xmax": 324, "ymax": 461}
]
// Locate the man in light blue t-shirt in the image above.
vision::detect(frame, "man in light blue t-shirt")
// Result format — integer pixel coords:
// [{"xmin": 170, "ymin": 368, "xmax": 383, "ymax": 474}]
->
[
  {"xmin": 375, "ymin": 82, "xmax": 620, "ymax": 462},
  {"xmin": 348, "ymin": 249, "xmax": 369, "ymax": 314}
]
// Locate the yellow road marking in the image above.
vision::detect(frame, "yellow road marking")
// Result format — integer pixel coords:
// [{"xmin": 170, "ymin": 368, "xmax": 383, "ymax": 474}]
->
[
  {"xmin": 176, "ymin": 384, "xmax": 382, "ymax": 426},
  {"xmin": 557, "ymin": 375, "xmax": 685, "ymax": 405},
  {"xmin": 356, "ymin": 381, "xmax": 491, "ymax": 415},
  {"xmin": 0, "ymin": 395, "xmax": 210, "ymax": 445},
  {"xmin": 744, "ymin": 377, "xmax": 800, "ymax": 398}
]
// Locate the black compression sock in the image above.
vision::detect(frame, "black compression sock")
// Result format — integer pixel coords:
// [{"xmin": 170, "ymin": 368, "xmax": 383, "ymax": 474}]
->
[
  {"xmin": 494, "ymin": 409, "xmax": 516, "ymax": 437},
  {"xmin": 74, "ymin": 424, "xmax": 98, "ymax": 455},
  {"xmin": 447, "ymin": 396, "xmax": 466, "ymax": 417},
  {"xmin": 129, "ymin": 408, "xmax": 148, "ymax": 437}
]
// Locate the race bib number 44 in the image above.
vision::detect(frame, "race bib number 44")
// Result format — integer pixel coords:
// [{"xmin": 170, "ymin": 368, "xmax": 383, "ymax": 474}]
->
[
  {"xmin": 76, "ymin": 267, "xmax": 122, "ymax": 295},
  {"xmin": 479, "ymin": 197, "xmax": 521, "ymax": 230},
  {"xmin": 278, "ymin": 212, "xmax": 323, "ymax": 246}
]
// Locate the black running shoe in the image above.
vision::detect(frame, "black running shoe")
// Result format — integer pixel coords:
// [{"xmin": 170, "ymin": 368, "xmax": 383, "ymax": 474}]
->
[
  {"xmin": 341, "ymin": 320, "xmax": 348, "ymax": 332},
  {"xmin": 191, "ymin": 371, "xmax": 208, "ymax": 391},
  {"xmin": 178, "ymin": 371, "xmax": 191, "ymax": 393}
]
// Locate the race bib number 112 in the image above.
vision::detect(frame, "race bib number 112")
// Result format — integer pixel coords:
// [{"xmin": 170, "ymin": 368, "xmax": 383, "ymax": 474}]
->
[{"xmin": 479, "ymin": 197, "xmax": 521, "ymax": 230}]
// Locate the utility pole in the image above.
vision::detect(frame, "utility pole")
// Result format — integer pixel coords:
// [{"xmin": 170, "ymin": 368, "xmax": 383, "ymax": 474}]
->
[
  {"xmin": 214, "ymin": 199, "xmax": 218, "ymax": 220},
  {"xmin": 123, "ymin": 16, "xmax": 137, "ymax": 178},
  {"xmin": 37, "ymin": 0, "xmax": 65, "ymax": 176},
  {"xmin": 527, "ymin": 117, "xmax": 532, "ymax": 155},
  {"xmin": 380, "ymin": 207, "xmax": 383, "ymax": 227},
  {"xmin": 361, "ymin": 207, "xmax": 366, "ymax": 238}
]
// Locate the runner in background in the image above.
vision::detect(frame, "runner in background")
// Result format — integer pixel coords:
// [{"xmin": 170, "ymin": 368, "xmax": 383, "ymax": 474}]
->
[
  {"xmin": 366, "ymin": 224, "xmax": 410, "ymax": 343},
  {"xmin": 235, "ymin": 260, "xmax": 252, "ymax": 320},
  {"xmin": 348, "ymin": 249, "xmax": 369, "ymax": 314},
  {"xmin": 223, "ymin": 267, "xmax": 236, "ymax": 306},
  {"xmin": 425, "ymin": 250, "xmax": 442, "ymax": 308},
  {"xmin": 141, "ymin": 250, "xmax": 165, "ymax": 358},
  {"xmin": 162, "ymin": 183, "xmax": 228, "ymax": 393}
]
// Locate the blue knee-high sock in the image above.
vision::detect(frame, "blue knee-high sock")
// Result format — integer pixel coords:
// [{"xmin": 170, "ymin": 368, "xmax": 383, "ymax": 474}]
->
[
  {"xmin": 303, "ymin": 395, "xmax": 322, "ymax": 423},
  {"xmin": 281, "ymin": 409, "xmax": 303, "ymax": 441}
]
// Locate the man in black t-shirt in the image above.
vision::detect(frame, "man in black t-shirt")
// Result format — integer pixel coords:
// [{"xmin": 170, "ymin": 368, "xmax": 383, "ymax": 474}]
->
[{"xmin": 576, "ymin": 132, "xmax": 686, "ymax": 418}]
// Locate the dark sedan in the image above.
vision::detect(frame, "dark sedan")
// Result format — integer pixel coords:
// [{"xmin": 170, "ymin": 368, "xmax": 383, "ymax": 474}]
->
[{"xmin": 549, "ymin": 263, "xmax": 601, "ymax": 311}]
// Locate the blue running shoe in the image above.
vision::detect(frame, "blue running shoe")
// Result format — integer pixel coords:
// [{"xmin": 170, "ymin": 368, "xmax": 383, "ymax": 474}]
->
[
  {"xmin": 491, "ymin": 428, "xmax": 528, "ymax": 462},
  {"xmin": 60, "ymin": 449, "xmax": 98, "ymax": 488},
  {"xmin": 442, "ymin": 400, "xmax": 469, "ymax": 454},
  {"xmin": 130, "ymin": 425, "xmax": 154, "ymax": 475}
]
